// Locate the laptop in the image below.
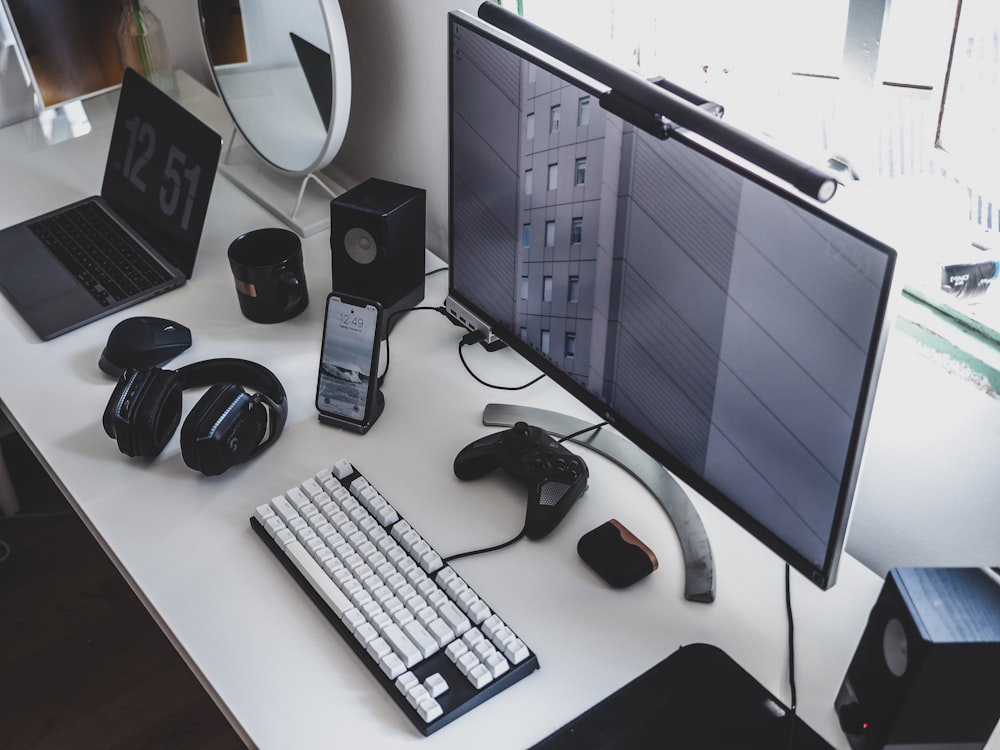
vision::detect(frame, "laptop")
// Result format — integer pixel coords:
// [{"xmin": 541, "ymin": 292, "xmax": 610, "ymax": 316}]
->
[{"xmin": 0, "ymin": 68, "xmax": 223, "ymax": 341}]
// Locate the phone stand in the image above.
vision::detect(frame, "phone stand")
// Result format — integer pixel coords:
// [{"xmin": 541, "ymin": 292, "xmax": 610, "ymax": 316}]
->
[{"xmin": 317, "ymin": 389, "xmax": 385, "ymax": 434}]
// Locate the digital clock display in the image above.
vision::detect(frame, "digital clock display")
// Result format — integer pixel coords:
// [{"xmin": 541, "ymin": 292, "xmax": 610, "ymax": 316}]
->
[{"xmin": 102, "ymin": 68, "xmax": 222, "ymax": 279}]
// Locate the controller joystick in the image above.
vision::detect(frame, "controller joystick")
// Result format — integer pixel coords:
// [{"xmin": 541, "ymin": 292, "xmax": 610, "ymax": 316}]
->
[{"xmin": 453, "ymin": 421, "xmax": 589, "ymax": 539}]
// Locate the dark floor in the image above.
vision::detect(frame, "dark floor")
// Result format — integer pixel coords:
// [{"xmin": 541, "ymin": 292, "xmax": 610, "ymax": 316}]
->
[{"xmin": 0, "ymin": 434, "xmax": 246, "ymax": 750}]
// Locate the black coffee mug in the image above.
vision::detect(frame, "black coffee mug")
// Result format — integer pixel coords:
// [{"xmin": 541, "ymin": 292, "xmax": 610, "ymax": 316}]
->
[{"xmin": 228, "ymin": 228, "xmax": 309, "ymax": 323}]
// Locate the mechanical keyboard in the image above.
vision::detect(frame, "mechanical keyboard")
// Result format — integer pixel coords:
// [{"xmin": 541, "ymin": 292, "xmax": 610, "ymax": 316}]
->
[{"xmin": 249, "ymin": 459, "xmax": 540, "ymax": 735}]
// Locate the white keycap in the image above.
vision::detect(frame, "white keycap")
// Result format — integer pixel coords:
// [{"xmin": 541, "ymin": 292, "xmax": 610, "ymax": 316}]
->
[
  {"xmin": 404, "ymin": 620, "xmax": 439, "ymax": 659},
  {"xmin": 332, "ymin": 459, "xmax": 353, "ymax": 479},
  {"xmin": 436, "ymin": 601, "xmax": 471, "ymax": 637},
  {"xmin": 382, "ymin": 623, "xmax": 423, "ymax": 668},
  {"xmin": 283, "ymin": 540, "xmax": 353, "ymax": 619},
  {"xmin": 416, "ymin": 697, "xmax": 443, "ymax": 723},
  {"xmin": 424, "ymin": 672, "xmax": 448, "ymax": 698},
  {"xmin": 269, "ymin": 495, "xmax": 299, "ymax": 525}
]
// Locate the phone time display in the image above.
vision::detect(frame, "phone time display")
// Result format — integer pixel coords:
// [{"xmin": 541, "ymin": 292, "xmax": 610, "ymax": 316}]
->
[{"xmin": 337, "ymin": 312, "xmax": 367, "ymax": 332}]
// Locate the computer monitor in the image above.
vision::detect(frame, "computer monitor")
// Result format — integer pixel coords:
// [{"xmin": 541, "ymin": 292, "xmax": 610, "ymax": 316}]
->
[
  {"xmin": 2, "ymin": 0, "xmax": 125, "ymax": 109},
  {"xmin": 445, "ymin": 8, "xmax": 897, "ymax": 590}
]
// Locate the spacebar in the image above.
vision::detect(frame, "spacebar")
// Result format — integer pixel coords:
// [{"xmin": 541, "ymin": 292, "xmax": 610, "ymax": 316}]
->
[{"xmin": 280, "ymin": 537, "xmax": 355, "ymax": 619}]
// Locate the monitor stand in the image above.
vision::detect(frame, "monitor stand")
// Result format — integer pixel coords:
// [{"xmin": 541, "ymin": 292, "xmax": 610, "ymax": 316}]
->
[
  {"xmin": 482, "ymin": 403, "xmax": 715, "ymax": 603},
  {"xmin": 28, "ymin": 101, "xmax": 94, "ymax": 147}
]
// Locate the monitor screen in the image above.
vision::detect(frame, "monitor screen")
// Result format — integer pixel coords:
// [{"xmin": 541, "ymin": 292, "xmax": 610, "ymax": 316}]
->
[
  {"xmin": 446, "ymin": 10, "xmax": 897, "ymax": 589},
  {"xmin": 3, "ymin": 0, "xmax": 125, "ymax": 109}
]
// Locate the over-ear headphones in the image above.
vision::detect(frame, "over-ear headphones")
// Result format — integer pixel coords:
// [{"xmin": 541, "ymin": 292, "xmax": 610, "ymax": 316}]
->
[{"xmin": 103, "ymin": 357, "xmax": 288, "ymax": 476}]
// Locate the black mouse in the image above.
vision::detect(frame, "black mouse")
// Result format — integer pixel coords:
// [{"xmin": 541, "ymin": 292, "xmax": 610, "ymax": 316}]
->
[{"xmin": 99, "ymin": 316, "xmax": 192, "ymax": 376}]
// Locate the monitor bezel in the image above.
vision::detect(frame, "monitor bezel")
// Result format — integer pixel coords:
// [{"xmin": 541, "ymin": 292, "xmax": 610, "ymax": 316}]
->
[{"xmin": 445, "ymin": 9, "xmax": 898, "ymax": 590}]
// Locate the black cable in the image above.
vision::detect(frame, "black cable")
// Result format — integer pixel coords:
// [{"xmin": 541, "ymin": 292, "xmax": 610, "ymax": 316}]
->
[
  {"xmin": 785, "ymin": 563, "xmax": 798, "ymax": 748},
  {"xmin": 458, "ymin": 334, "xmax": 545, "ymax": 391},
  {"xmin": 557, "ymin": 420, "xmax": 608, "ymax": 444},
  {"xmin": 443, "ymin": 527, "xmax": 527, "ymax": 564},
  {"xmin": 378, "ymin": 305, "xmax": 448, "ymax": 387}
]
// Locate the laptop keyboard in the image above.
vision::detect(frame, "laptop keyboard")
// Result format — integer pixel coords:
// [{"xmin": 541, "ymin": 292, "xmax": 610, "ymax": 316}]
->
[{"xmin": 29, "ymin": 202, "xmax": 171, "ymax": 306}]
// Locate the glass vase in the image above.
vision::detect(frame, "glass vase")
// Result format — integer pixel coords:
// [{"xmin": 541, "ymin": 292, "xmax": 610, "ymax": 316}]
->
[{"xmin": 116, "ymin": 0, "xmax": 177, "ymax": 96}]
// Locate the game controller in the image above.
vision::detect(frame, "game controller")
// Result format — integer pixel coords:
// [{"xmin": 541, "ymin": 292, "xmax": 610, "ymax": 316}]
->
[{"xmin": 453, "ymin": 421, "xmax": 589, "ymax": 539}]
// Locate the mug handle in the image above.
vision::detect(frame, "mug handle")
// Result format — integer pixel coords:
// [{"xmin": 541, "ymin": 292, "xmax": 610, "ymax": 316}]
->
[{"xmin": 278, "ymin": 268, "xmax": 305, "ymax": 314}]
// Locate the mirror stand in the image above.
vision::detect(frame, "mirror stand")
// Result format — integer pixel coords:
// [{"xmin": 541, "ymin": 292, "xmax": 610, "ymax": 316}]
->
[{"xmin": 221, "ymin": 127, "xmax": 344, "ymax": 237}]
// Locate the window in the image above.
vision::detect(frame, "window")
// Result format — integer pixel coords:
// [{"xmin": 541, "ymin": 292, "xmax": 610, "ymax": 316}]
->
[
  {"xmin": 526, "ymin": 112, "xmax": 535, "ymax": 140},
  {"xmin": 544, "ymin": 220, "xmax": 555, "ymax": 247},
  {"xmin": 524, "ymin": 168, "xmax": 533, "ymax": 195},
  {"xmin": 518, "ymin": 0, "xmax": 1000, "ymax": 339},
  {"xmin": 570, "ymin": 217, "xmax": 583, "ymax": 244},
  {"xmin": 568, "ymin": 275, "xmax": 580, "ymax": 302},
  {"xmin": 574, "ymin": 157, "xmax": 587, "ymax": 185},
  {"xmin": 565, "ymin": 332, "xmax": 576, "ymax": 357},
  {"xmin": 520, "ymin": 277, "xmax": 529, "ymax": 300},
  {"xmin": 547, "ymin": 163, "xmax": 558, "ymax": 190},
  {"xmin": 523, "ymin": 224, "xmax": 531, "ymax": 248},
  {"xmin": 543, "ymin": 275, "xmax": 553, "ymax": 301},
  {"xmin": 541, "ymin": 329, "xmax": 550, "ymax": 354},
  {"xmin": 549, "ymin": 104, "xmax": 560, "ymax": 133}
]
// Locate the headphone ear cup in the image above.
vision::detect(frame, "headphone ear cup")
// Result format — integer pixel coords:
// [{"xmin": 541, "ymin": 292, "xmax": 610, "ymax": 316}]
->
[
  {"xmin": 103, "ymin": 368, "xmax": 183, "ymax": 458},
  {"xmin": 180, "ymin": 383, "xmax": 268, "ymax": 476}
]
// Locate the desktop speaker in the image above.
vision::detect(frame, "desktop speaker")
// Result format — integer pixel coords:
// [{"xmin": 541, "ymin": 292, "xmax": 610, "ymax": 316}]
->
[
  {"xmin": 330, "ymin": 178, "xmax": 426, "ymax": 338},
  {"xmin": 835, "ymin": 567, "xmax": 1000, "ymax": 750}
]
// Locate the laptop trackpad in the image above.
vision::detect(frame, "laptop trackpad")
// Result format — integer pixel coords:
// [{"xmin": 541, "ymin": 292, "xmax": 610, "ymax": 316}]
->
[{"xmin": 0, "ymin": 246, "xmax": 78, "ymax": 306}]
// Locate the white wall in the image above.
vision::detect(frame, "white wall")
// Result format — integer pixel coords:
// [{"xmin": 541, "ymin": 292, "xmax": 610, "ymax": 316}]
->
[{"xmin": 331, "ymin": 0, "xmax": 481, "ymax": 259}]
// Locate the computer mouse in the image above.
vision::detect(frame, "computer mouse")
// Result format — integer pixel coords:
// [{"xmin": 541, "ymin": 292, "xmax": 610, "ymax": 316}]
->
[{"xmin": 99, "ymin": 316, "xmax": 192, "ymax": 376}]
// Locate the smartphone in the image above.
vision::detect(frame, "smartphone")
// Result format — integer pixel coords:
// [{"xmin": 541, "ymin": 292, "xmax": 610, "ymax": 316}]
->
[{"xmin": 315, "ymin": 292, "xmax": 384, "ymax": 433}]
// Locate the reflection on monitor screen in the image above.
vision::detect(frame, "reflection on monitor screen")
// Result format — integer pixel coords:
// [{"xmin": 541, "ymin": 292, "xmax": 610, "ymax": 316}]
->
[
  {"xmin": 3, "ymin": 0, "xmax": 125, "ymax": 108},
  {"xmin": 446, "ymin": 10, "xmax": 897, "ymax": 590}
]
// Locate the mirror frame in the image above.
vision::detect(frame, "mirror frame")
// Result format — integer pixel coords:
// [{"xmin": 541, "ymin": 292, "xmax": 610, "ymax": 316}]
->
[{"xmin": 198, "ymin": 0, "xmax": 352, "ymax": 178}]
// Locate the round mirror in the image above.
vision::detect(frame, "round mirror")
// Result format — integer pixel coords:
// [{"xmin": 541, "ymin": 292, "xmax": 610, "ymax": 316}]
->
[{"xmin": 198, "ymin": 0, "xmax": 350, "ymax": 177}]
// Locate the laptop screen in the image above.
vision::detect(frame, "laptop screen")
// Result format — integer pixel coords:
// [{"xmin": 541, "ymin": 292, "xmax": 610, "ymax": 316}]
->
[{"xmin": 102, "ymin": 68, "xmax": 222, "ymax": 278}]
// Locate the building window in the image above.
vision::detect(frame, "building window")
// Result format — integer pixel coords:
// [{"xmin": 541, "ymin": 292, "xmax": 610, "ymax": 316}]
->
[
  {"xmin": 526, "ymin": 112, "xmax": 535, "ymax": 140},
  {"xmin": 524, "ymin": 168, "xmax": 533, "ymax": 195},
  {"xmin": 577, "ymin": 96, "xmax": 590, "ymax": 126},
  {"xmin": 549, "ymin": 104, "xmax": 560, "ymax": 133},
  {"xmin": 547, "ymin": 163, "xmax": 558, "ymax": 190},
  {"xmin": 565, "ymin": 332, "xmax": 577, "ymax": 357},
  {"xmin": 520, "ymin": 277, "xmax": 529, "ymax": 300},
  {"xmin": 543, "ymin": 275, "xmax": 553, "ymax": 301},
  {"xmin": 574, "ymin": 157, "xmax": 587, "ymax": 185},
  {"xmin": 568, "ymin": 275, "xmax": 580, "ymax": 303},
  {"xmin": 522, "ymin": 224, "xmax": 531, "ymax": 248},
  {"xmin": 570, "ymin": 217, "xmax": 583, "ymax": 244},
  {"xmin": 544, "ymin": 220, "xmax": 555, "ymax": 247},
  {"xmin": 541, "ymin": 329, "xmax": 551, "ymax": 354}
]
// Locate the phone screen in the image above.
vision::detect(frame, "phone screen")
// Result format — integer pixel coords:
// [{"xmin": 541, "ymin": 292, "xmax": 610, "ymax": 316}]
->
[{"xmin": 316, "ymin": 294, "xmax": 382, "ymax": 424}]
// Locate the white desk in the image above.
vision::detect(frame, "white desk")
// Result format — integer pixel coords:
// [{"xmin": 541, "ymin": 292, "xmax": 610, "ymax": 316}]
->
[{"xmin": 0, "ymin": 74, "xmax": 893, "ymax": 749}]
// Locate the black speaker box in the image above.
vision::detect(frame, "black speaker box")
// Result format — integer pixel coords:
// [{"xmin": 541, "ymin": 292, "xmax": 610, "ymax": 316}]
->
[
  {"xmin": 330, "ymin": 178, "xmax": 426, "ymax": 338},
  {"xmin": 835, "ymin": 567, "xmax": 1000, "ymax": 750}
]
